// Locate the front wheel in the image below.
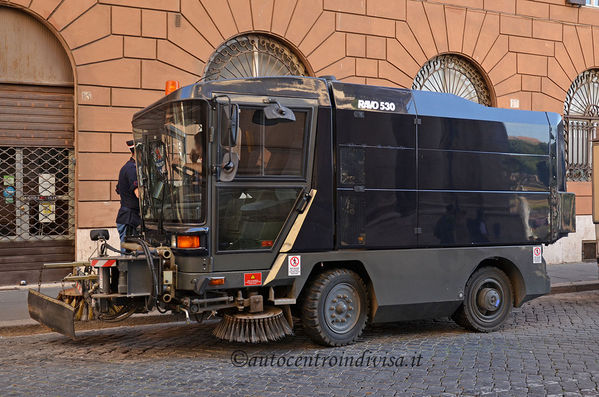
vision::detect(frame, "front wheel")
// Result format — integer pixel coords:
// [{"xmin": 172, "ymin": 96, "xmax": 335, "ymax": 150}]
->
[
  {"xmin": 452, "ymin": 266, "xmax": 513, "ymax": 332},
  {"xmin": 301, "ymin": 269, "xmax": 369, "ymax": 346}
]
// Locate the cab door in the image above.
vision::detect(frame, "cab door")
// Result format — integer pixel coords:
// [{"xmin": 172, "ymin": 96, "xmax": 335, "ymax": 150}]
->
[{"xmin": 210, "ymin": 96, "xmax": 317, "ymax": 272}]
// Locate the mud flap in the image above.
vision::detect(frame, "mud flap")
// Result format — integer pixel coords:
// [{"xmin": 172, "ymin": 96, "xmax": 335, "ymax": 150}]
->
[{"xmin": 28, "ymin": 289, "xmax": 76, "ymax": 339}]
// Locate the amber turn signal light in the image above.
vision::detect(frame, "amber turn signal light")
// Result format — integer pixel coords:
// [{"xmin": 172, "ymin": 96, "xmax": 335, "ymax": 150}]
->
[
  {"xmin": 208, "ymin": 277, "xmax": 225, "ymax": 286},
  {"xmin": 165, "ymin": 80, "xmax": 180, "ymax": 96},
  {"xmin": 177, "ymin": 235, "xmax": 200, "ymax": 248}
]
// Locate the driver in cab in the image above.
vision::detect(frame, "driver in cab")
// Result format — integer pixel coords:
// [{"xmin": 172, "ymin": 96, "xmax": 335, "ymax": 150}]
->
[{"xmin": 186, "ymin": 131, "xmax": 203, "ymax": 174}]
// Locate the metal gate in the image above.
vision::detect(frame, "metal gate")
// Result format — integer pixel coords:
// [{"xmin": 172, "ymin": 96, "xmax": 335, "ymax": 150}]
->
[
  {"xmin": 0, "ymin": 147, "xmax": 75, "ymax": 240},
  {"xmin": 564, "ymin": 116, "xmax": 599, "ymax": 181},
  {"xmin": 564, "ymin": 69, "xmax": 599, "ymax": 181},
  {"xmin": 0, "ymin": 84, "xmax": 74, "ymax": 285}
]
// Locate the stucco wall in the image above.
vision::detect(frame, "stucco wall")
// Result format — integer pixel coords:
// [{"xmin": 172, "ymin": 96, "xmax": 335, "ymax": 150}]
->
[{"xmin": 1, "ymin": 0, "xmax": 598, "ymax": 261}]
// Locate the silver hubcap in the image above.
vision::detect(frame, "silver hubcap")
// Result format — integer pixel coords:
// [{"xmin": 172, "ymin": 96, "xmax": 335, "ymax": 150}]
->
[
  {"xmin": 477, "ymin": 287, "xmax": 501, "ymax": 312},
  {"xmin": 324, "ymin": 283, "xmax": 360, "ymax": 334},
  {"xmin": 472, "ymin": 277, "xmax": 505, "ymax": 323}
]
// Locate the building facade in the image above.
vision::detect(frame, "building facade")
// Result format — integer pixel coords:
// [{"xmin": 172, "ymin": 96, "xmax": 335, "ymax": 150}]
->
[{"xmin": 0, "ymin": 0, "xmax": 598, "ymax": 284}]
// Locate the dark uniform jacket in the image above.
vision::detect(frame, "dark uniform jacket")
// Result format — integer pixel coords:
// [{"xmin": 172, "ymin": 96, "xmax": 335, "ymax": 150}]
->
[{"xmin": 115, "ymin": 158, "xmax": 141, "ymax": 227}]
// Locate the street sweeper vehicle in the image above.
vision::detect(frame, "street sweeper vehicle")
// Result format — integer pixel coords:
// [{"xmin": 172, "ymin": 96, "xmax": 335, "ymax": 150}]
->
[{"xmin": 29, "ymin": 76, "xmax": 576, "ymax": 346}]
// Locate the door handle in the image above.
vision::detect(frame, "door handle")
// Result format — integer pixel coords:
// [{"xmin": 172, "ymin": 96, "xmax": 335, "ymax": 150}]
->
[{"xmin": 295, "ymin": 192, "xmax": 313, "ymax": 213}]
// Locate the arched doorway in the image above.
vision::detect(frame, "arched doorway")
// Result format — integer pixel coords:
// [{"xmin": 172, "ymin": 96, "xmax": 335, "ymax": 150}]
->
[
  {"xmin": 412, "ymin": 54, "xmax": 493, "ymax": 107},
  {"xmin": 0, "ymin": 7, "xmax": 75, "ymax": 285},
  {"xmin": 203, "ymin": 34, "xmax": 309, "ymax": 81},
  {"xmin": 564, "ymin": 69, "xmax": 599, "ymax": 181}
]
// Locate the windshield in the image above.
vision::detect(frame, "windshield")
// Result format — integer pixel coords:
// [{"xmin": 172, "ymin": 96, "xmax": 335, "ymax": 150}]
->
[{"xmin": 132, "ymin": 100, "xmax": 207, "ymax": 225}]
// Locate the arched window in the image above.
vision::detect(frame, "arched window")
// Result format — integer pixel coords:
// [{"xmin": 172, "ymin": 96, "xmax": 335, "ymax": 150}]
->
[
  {"xmin": 203, "ymin": 34, "xmax": 308, "ymax": 81},
  {"xmin": 564, "ymin": 69, "xmax": 599, "ymax": 181},
  {"xmin": 412, "ymin": 54, "xmax": 492, "ymax": 107}
]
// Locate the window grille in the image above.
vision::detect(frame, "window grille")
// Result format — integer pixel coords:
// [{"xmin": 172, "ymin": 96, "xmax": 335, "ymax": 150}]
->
[
  {"xmin": 412, "ymin": 54, "xmax": 493, "ymax": 107},
  {"xmin": 564, "ymin": 69, "xmax": 599, "ymax": 181},
  {"xmin": 204, "ymin": 34, "xmax": 308, "ymax": 81},
  {"xmin": 0, "ymin": 147, "xmax": 75, "ymax": 241}
]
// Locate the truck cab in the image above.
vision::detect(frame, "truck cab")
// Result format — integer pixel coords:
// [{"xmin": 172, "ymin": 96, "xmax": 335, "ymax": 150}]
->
[{"xmin": 132, "ymin": 77, "xmax": 327, "ymax": 287}]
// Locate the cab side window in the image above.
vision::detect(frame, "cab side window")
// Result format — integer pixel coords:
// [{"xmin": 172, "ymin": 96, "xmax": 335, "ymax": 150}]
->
[
  {"xmin": 237, "ymin": 107, "xmax": 308, "ymax": 178},
  {"xmin": 217, "ymin": 104, "xmax": 310, "ymax": 252}
]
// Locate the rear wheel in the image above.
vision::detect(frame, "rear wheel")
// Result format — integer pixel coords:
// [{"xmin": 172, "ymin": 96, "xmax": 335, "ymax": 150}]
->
[
  {"xmin": 452, "ymin": 266, "xmax": 513, "ymax": 332},
  {"xmin": 301, "ymin": 269, "xmax": 368, "ymax": 346}
]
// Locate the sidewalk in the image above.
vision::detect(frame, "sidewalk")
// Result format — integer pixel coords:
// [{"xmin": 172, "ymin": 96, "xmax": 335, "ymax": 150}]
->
[
  {"xmin": 0, "ymin": 284, "xmax": 62, "ymax": 327},
  {"xmin": 547, "ymin": 261, "xmax": 599, "ymax": 284},
  {"xmin": 547, "ymin": 261, "xmax": 599, "ymax": 294},
  {"xmin": 0, "ymin": 282, "xmax": 184, "ymax": 337},
  {"xmin": 0, "ymin": 262, "xmax": 597, "ymax": 331}
]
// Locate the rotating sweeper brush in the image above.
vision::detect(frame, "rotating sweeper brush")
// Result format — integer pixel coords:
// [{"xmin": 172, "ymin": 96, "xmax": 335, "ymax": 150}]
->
[{"xmin": 213, "ymin": 306, "xmax": 293, "ymax": 343}]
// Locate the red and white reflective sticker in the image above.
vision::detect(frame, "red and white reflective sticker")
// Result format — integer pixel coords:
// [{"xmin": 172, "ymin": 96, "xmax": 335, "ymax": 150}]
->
[
  {"xmin": 244, "ymin": 272, "xmax": 262, "ymax": 286},
  {"xmin": 91, "ymin": 259, "xmax": 116, "ymax": 268},
  {"xmin": 533, "ymin": 246, "xmax": 542, "ymax": 264},
  {"xmin": 288, "ymin": 255, "xmax": 301, "ymax": 276}
]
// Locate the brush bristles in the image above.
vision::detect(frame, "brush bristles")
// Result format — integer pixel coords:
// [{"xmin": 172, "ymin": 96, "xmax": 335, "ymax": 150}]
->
[{"xmin": 213, "ymin": 308, "xmax": 293, "ymax": 343}]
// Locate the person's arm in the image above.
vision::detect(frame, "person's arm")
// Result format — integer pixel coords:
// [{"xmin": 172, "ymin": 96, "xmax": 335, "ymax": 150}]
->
[{"xmin": 127, "ymin": 165, "xmax": 139, "ymax": 198}]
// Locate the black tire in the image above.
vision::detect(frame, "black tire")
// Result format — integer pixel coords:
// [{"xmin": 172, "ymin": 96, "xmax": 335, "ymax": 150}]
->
[
  {"xmin": 452, "ymin": 266, "xmax": 513, "ymax": 332},
  {"xmin": 300, "ymin": 268, "xmax": 369, "ymax": 346}
]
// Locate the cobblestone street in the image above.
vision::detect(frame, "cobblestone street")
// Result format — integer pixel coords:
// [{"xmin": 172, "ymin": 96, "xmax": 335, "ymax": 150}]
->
[{"xmin": 2, "ymin": 291, "xmax": 599, "ymax": 396}]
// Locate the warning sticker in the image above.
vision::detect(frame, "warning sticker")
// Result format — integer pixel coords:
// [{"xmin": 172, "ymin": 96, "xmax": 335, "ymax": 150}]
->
[
  {"xmin": 288, "ymin": 255, "xmax": 301, "ymax": 276},
  {"xmin": 244, "ymin": 272, "xmax": 262, "ymax": 286},
  {"xmin": 39, "ymin": 202, "xmax": 56, "ymax": 223},
  {"xmin": 533, "ymin": 246, "xmax": 542, "ymax": 264}
]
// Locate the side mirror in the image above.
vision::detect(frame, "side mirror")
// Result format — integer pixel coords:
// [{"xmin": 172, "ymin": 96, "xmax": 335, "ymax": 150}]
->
[
  {"xmin": 220, "ymin": 151, "xmax": 239, "ymax": 182},
  {"xmin": 219, "ymin": 102, "xmax": 240, "ymax": 182},
  {"xmin": 229, "ymin": 103, "xmax": 239, "ymax": 146},
  {"xmin": 220, "ymin": 103, "xmax": 239, "ymax": 147},
  {"xmin": 264, "ymin": 102, "xmax": 295, "ymax": 122}
]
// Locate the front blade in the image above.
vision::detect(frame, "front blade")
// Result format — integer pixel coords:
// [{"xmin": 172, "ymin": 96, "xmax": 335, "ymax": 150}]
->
[{"xmin": 28, "ymin": 289, "xmax": 76, "ymax": 339}]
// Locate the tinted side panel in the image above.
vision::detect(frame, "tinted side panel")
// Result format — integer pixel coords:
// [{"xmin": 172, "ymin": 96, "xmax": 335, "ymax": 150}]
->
[
  {"xmin": 415, "ymin": 99, "xmax": 552, "ymax": 246},
  {"xmin": 292, "ymin": 108, "xmax": 334, "ymax": 252},
  {"xmin": 338, "ymin": 190, "xmax": 417, "ymax": 248},
  {"xmin": 335, "ymin": 110, "xmax": 417, "ymax": 249},
  {"xmin": 337, "ymin": 110, "xmax": 416, "ymax": 147},
  {"xmin": 548, "ymin": 114, "xmax": 567, "ymax": 192},
  {"xmin": 420, "ymin": 150, "xmax": 550, "ymax": 191},
  {"xmin": 418, "ymin": 191, "xmax": 550, "ymax": 247},
  {"xmin": 340, "ymin": 146, "xmax": 416, "ymax": 190},
  {"xmin": 412, "ymin": 90, "xmax": 551, "ymax": 150},
  {"xmin": 366, "ymin": 147, "xmax": 415, "ymax": 189},
  {"xmin": 418, "ymin": 116, "xmax": 549, "ymax": 154},
  {"xmin": 338, "ymin": 191, "xmax": 366, "ymax": 247},
  {"xmin": 364, "ymin": 190, "xmax": 417, "ymax": 248}
]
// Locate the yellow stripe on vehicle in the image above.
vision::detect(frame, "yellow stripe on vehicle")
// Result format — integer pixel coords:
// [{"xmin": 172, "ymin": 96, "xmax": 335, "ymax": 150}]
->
[
  {"xmin": 263, "ymin": 189, "xmax": 317, "ymax": 285},
  {"xmin": 280, "ymin": 189, "xmax": 317, "ymax": 253},
  {"xmin": 264, "ymin": 254, "xmax": 287, "ymax": 286}
]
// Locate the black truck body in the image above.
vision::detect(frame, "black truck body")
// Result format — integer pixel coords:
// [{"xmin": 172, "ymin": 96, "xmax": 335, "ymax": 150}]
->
[{"xmin": 29, "ymin": 76, "xmax": 576, "ymax": 345}]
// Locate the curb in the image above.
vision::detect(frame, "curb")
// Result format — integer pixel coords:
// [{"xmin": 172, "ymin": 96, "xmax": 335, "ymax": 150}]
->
[{"xmin": 550, "ymin": 281, "xmax": 599, "ymax": 295}]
